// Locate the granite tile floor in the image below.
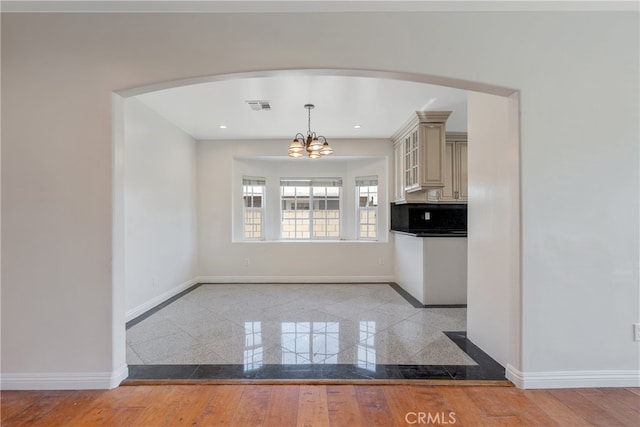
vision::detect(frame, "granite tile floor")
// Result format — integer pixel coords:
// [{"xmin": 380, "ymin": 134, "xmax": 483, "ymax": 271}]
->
[{"xmin": 126, "ymin": 283, "xmax": 477, "ymax": 369}]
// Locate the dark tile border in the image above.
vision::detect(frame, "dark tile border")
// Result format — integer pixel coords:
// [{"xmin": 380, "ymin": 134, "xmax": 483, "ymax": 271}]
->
[
  {"xmin": 388, "ymin": 282, "xmax": 467, "ymax": 309},
  {"xmin": 443, "ymin": 331, "xmax": 505, "ymax": 380},
  {"xmin": 126, "ymin": 283, "xmax": 203, "ymax": 329},
  {"xmin": 128, "ymin": 364, "xmax": 449, "ymax": 381},
  {"xmin": 126, "ymin": 333, "xmax": 505, "ymax": 381},
  {"xmin": 388, "ymin": 282, "xmax": 424, "ymax": 308},
  {"xmin": 424, "ymin": 304, "xmax": 468, "ymax": 308}
]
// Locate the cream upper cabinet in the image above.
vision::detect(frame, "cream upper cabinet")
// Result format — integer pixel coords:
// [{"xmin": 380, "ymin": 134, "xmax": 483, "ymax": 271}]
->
[
  {"xmin": 436, "ymin": 133, "xmax": 468, "ymax": 203},
  {"xmin": 393, "ymin": 136, "xmax": 425, "ymax": 203},
  {"xmin": 392, "ymin": 111, "xmax": 451, "ymax": 202},
  {"xmin": 393, "ymin": 140, "xmax": 405, "ymax": 203},
  {"xmin": 404, "ymin": 130, "xmax": 419, "ymax": 191},
  {"xmin": 457, "ymin": 142, "xmax": 468, "ymax": 200}
]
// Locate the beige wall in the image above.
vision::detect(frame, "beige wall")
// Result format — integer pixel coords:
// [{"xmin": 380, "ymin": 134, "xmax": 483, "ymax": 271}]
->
[
  {"xmin": 197, "ymin": 140, "xmax": 394, "ymax": 282},
  {"xmin": 467, "ymin": 91, "xmax": 520, "ymax": 369},
  {"xmin": 1, "ymin": 11, "xmax": 638, "ymax": 389},
  {"xmin": 123, "ymin": 98, "xmax": 198, "ymax": 320}
]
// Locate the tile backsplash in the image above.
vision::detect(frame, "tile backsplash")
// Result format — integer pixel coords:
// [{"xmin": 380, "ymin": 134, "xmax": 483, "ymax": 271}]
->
[{"xmin": 390, "ymin": 203, "xmax": 467, "ymax": 232}]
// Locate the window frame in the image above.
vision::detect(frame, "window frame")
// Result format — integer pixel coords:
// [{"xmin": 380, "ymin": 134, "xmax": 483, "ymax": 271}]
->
[
  {"xmin": 355, "ymin": 177, "xmax": 379, "ymax": 241},
  {"xmin": 279, "ymin": 177, "xmax": 343, "ymax": 240},
  {"xmin": 242, "ymin": 176, "xmax": 266, "ymax": 241}
]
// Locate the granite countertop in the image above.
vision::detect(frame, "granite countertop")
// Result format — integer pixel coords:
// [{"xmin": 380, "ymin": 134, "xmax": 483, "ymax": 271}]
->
[{"xmin": 390, "ymin": 229, "xmax": 467, "ymax": 237}]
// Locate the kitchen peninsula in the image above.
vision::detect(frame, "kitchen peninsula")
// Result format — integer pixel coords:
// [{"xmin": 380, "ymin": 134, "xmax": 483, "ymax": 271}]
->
[{"xmin": 391, "ymin": 204, "xmax": 467, "ymax": 306}]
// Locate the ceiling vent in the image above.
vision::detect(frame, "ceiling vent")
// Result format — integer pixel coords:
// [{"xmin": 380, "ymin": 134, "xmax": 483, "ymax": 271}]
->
[{"xmin": 246, "ymin": 100, "xmax": 271, "ymax": 111}]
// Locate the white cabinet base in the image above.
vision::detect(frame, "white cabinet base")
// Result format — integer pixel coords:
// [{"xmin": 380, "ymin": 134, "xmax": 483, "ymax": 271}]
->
[
  {"xmin": 393, "ymin": 233, "xmax": 467, "ymax": 305},
  {"xmin": 423, "ymin": 238, "xmax": 467, "ymax": 305},
  {"xmin": 393, "ymin": 233, "xmax": 425, "ymax": 303}
]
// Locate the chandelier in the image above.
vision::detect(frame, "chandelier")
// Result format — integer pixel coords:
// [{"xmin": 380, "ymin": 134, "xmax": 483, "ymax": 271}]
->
[{"xmin": 288, "ymin": 104, "xmax": 333, "ymax": 158}]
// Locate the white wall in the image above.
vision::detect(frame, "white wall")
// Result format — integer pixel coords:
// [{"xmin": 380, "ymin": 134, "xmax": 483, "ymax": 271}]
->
[
  {"xmin": 1, "ymin": 11, "xmax": 637, "ymax": 389},
  {"xmin": 197, "ymin": 139, "xmax": 394, "ymax": 282},
  {"xmin": 123, "ymin": 98, "xmax": 198, "ymax": 320},
  {"xmin": 467, "ymin": 92, "xmax": 520, "ymax": 369}
]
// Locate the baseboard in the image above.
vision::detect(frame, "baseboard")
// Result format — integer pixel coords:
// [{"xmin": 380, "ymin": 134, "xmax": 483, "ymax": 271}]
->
[
  {"xmin": 125, "ymin": 277, "xmax": 199, "ymax": 322},
  {"xmin": 1, "ymin": 365, "xmax": 129, "ymax": 390},
  {"xmin": 506, "ymin": 364, "xmax": 640, "ymax": 389},
  {"xmin": 196, "ymin": 275, "xmax": 395, "ymax": 284}
]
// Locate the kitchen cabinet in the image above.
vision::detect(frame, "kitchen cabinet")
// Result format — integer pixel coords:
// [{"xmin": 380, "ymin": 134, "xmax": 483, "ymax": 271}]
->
[
  {"xmin": 393, "ymin": 232, "xmax": 467, "ymax": 305},
  {"xmin": 392, "ymin": 111, "xmax": 451, "ymax": 203},
  {"xmin": 435, "ymin": 133, "xmax": 468, "ymax": 203},
  {"xmin": 393, "ymin": 140, "xmax": 405, "ymax": 203},
  {"xmin": 393, "ymin": 133, "xmax": 429, "ymax": 203}
]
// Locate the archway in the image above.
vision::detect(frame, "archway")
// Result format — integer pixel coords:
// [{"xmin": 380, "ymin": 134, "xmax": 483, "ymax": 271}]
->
[{"xmin": 112, "ymin": 68, "xmax": 521, "ymax": 382}]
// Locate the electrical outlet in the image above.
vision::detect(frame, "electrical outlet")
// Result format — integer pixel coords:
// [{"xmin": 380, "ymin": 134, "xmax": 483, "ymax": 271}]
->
[
  {"xmin": 424, "ymin": 212, "xmax": 431, "ymax": 220},
  {"xmin": 378, "ymin": 257, "xmax": 384, "ymax": 265},
  {"xmin": 634, "ymin": 323, "xmax": 640, "ymax": 341},
  {"xmin": 243, "ymin": 258, "xmax": 250, "ymax": 267}
]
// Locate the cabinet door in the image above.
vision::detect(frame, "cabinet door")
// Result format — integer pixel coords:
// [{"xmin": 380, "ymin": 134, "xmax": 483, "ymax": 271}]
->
[
  {"xmin": 439, "ymin": 142, "xmax": 456, "ymax": 202},
  {"xmin": 404, "ymin": 135, "xmax": 412, "ymax": 190},
  {"xmin": 393, "ymin": 142, "xmax": 405, "ymax": 202},
  {"xmin": 418, "ymin": 123, "xmax": 446, "ymax": 188},
  {"xmin": 410, "ymin": 131, "xmax": 419, "ymax": 188},
  {"xmin": 456, "ymin": 143, "xmax": 468, "ymax": 201},
  {"xmin": 405, "ymin": 131, "xmax": 419, "ymax": 191}
]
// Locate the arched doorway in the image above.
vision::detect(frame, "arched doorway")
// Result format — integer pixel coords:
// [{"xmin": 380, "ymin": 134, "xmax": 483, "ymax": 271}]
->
[{"xmin": 112, "ymin": 68, "xmax": 521, "ymax": 382}]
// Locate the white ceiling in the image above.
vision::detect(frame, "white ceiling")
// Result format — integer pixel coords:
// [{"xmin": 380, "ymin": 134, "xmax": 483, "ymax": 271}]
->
[{"xmin": 136, "ymin": 75, "xmax": 468, "ymax": 141}]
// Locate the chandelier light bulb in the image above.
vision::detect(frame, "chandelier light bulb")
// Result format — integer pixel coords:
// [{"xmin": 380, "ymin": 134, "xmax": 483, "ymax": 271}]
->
[{"xmin": 320, "ymin": 141, "xmax": 333, "ymax": 155}]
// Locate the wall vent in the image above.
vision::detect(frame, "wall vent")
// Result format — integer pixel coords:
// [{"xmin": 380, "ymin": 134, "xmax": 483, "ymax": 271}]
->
[{"xmin": 246, "ymin": 100, "xmax": 271, "ymax": 111}]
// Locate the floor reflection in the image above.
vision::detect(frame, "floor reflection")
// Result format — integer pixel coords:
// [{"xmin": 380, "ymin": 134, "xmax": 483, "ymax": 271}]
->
[
  {"xmin": 241, "ymin": 320, "xmax": 379, "ymax": 369},
  {"xmin": 281, "ymin": 321, "xmax": 341, "ymax": 364},
  {"xmin": 357, "ymin": 321, "xmax": 377, "ymax": 371},
  {"xmin": 243, "ymin": 321, "xmax": 263, "ymax": 371}
]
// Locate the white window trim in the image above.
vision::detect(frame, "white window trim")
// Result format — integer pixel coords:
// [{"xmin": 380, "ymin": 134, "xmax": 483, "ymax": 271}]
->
[
  {"xmin": 242, "ymin": 176, "xmax": 266, "ymax": 241},
  {"xmin": 279, "ymin": 177, "xmax": 343, "ymax": 240},
  {"xmin": 356, "ymin": 176, "xmax": 379, "ymax": 241}
]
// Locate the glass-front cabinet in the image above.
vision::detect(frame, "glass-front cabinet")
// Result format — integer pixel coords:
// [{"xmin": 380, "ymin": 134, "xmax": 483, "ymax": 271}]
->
[
  {"xmin": 392, "ymin": 111, "xmax": 451, "ymax": 203},
  {"xmin": 404, "ymin": 130, "xmax": 419, "ymax": 192}
]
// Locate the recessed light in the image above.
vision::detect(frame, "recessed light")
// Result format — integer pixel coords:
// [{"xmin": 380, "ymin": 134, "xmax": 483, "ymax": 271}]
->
[
  {"xmin": 219, "ymin": 125, "xmax": 227, "ymax": 129},
  {"xmin": 354, "ymin": 125, "xmax": 361, "ymax": 129}
]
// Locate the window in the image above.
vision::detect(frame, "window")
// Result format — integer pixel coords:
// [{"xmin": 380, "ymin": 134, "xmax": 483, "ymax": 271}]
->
[
  {"xmin": 280, "ymin": 178, "xmax": 342, "ymax": 239},
  {"xmin": 356, "ymin": 177, "xmax": 378, "ymax": 240},
  {"xmin": 243, "ymin": 177, "xmax": 265, "ymax": 240}
]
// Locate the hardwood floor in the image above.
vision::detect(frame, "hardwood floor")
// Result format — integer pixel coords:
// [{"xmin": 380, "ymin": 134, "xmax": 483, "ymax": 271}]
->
[{"xmin": 2, "ymin": 384, "xmax": 638, "ymax": 426}]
